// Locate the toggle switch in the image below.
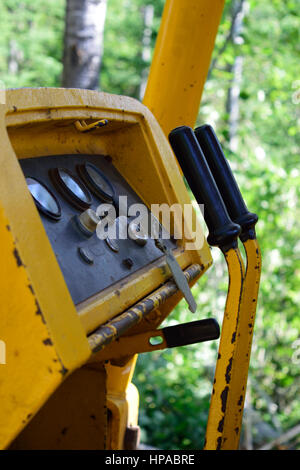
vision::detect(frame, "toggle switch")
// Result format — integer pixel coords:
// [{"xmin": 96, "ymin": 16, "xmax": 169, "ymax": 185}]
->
[{"xmin": 128, "ymin": 220, "xmax": 148, "ymax": 247}]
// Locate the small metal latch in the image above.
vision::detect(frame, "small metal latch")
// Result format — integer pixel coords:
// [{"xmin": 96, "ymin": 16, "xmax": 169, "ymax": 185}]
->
[{"xmin": 75, "ymin": 119, "xmax": 108, "ymax": 133}]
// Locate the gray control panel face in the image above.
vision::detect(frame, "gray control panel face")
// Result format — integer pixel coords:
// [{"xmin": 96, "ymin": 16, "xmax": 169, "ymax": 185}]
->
[{"xmin": 20, "ymin": 154, "xmax": 175, "ymax": 305}]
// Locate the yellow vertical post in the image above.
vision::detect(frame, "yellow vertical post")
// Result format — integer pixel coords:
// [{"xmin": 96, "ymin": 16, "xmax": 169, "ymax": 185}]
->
[{"xmin": 143, "ymin": 0, "xmax": 225, "ymax": 136}]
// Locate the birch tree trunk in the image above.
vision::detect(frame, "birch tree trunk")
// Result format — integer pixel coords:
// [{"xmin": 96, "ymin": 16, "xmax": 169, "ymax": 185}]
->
[
  {"xmin": 226, "ymin": 0, "xmax": 248, "ymax": 151},
  {"xmin": 62, "ymin": 0, "xmax": 108, "ymax": 90},
  {"xmin": 139, "ymin": 4, "xmax": 154, "ymax": 101}
]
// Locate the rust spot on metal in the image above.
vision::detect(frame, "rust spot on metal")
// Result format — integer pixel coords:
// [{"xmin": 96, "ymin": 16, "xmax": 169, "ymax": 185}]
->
[
  {"xmin": 27, "ymin": 284, "xmax": 34, "ymax": 294},
  {"xmin": 88, "ymin": 264, "xmax": 201, "ymax": 352},
  {"xmin": 231, "ymin": 331, "xmax": 236, "ymax": 343},
  {"xmin": 221, "ymin": 386, "xmax": 229, "ymax": 413},
  {"xmin": 237, "ymin": 395, "xmax": 243, "ymax": 406},
  {"xmin": 13, "ymin": 105, "xmax": 17, "ymax": 112},
  {"xmin": 35, "ymin": 299, "xmax": 46, "ymax": 324},
  {"xmin": 6, "ymin": 224, "xmax": 11, "ymax": 231},
  {"xmin": 43, "ymin": 338, "xmax": 53, "ymax": 346},
  {"xmin": 114, "ymin": 289, "xmax": 121, "ymax": 297},
  {"xmin": 234, "ymin": 427, "xmax": 239, "ymax": 435},
  {"xmin": 225, "ymin": 357, "xmax": 233, "ymax": 384},
  {"xmin": 61, "ymin": 427, "xmax": 68, "ymax": 435},
  {"xmin": 90, "ymin": 414, "xmax": 96, "ymax": 420},
  {"xmin": 13, "ymin": 247, "xmax": 23, "ymax": 267},
  {"xmin": 216, "ymin": 436, "xmax": 222, "ymax": 450},
  {"xmin": 218, "ymin": 353, "xmax": 221, "ymax": 359},
  {"xmin": 217, "ymin": 416, "xmax": 224, "ymax": 433},
  {"xmin": 59, "ymin": 365, "xmax": 69, "ymax": 376},
  {"xmin": 248, "ymin": 323, "xmax": 253, "ymax": 328}
]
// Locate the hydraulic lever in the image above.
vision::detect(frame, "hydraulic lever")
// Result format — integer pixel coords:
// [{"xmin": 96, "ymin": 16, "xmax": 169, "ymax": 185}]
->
[
  {"xmin": 168, "ymin": 126, "xmax": 245, "ymax": 450},
  {"xmin": 195, "ymin": 124, "xmax": 261, "ymax": 449}
]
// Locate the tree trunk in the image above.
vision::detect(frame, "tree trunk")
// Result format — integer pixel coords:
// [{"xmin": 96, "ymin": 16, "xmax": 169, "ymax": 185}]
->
[
  {"xmin": 226, "ymin": 0, "xmax": 248, "ymax": 151},
  {"xmin": 139, "ymin": 4, "xmax": 154, "ymax": 101},
  {"xmin": 8, "ymin": 40, "xmax": 23, "ymax": 75},
  {"xmin": 62, "ymin": 0, "xmax": 107, "ymax": 90}
]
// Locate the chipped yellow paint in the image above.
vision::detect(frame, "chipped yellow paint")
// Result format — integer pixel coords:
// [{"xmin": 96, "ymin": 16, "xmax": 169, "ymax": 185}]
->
[
  {"xmin": 0, "ymin": 207, "xmax": 69, "ymax": 448},
  {"xmin": 5, "ymin": 88, "xmax": 212, "ymax": 333},
  {"xmin": 221, "ymin": 239, "xmax": 262, "ymax": 449},
  {"xmin": 88, "ymin": 264, "xmax": 201, "ymax": 353},
  {"xmin": 106, "ymin": 357, "xmax": 139, "ymax": 450},
  {"xmin": 78, "ymin": 248, "xmax": 191, "ymax": 335},
  {"xmin": 10, "ymin": 366, "xmax": 107, "ymax": 450},
  {"xmin": 1, "ymin": 88, "xmax": 212, "ymax": 449},
  {"xmin": 0, "ymin": 98, "xmax": 91, "ymax": 448},
  {"xmin": 204, "ymin": 247, "xmax": 245, "ymax": 450}
]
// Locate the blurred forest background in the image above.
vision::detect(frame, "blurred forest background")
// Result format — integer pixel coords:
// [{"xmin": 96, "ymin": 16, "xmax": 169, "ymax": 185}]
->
[{"xmin": 0, "ymin": 0, "xmax": 299, "ymax": 450}]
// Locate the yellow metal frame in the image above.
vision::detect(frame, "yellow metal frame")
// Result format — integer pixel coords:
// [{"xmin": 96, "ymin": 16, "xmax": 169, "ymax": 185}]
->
[
  {"xmin": 0, "ymin": 88, "xmax": 211, "ymax": 449},
  {"xmin": 143, "ymin": 0, "xmax": 225, "ymax": 136}
]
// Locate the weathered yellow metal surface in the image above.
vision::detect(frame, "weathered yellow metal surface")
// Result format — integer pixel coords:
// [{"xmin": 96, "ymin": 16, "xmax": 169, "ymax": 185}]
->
[
  {"xmin": 79, "ymin": 248, "xmax": 191, "ymax": 335},
  {"xmin": 5, "ymin": 88, "xmax": 212, "ymax": 330},
  {"xmin": 10, "ymin": 366, "xmax": 107, "ymax": 450},
  {"xmin": 204, "ymin": 247, "xmax": 245, "ymax": 450},
  {"xmin": 0, "ymin": 206, "xmax": 71, "ymax": 449},
  {"xmin": 105, "ymin": 357, "xmax": 139, "ymax": 450},
  {"xmin": 221, "ymin": 239, "xmax": 262, "ymax": 449},
  {"xmin": 0, "ymin": 100, "xmax": 91, "ymax": 449},
  {"xmin": 89, "ymin": 329, "xmax": 168, "ymax": 364},
  {"xmin": 204, "ymin": 239, "xmax": 261, "ymax": 450},
  {"xmin": 88, "ymin": 264, "xmax": 201, "ymax": 353},
  {"xmin": 143, "ymin": 0, "xmax": 225, "ymax": 136},
  {"xmin": 1, "ymin": 88, "xmax": 212, "ymax": 448}
]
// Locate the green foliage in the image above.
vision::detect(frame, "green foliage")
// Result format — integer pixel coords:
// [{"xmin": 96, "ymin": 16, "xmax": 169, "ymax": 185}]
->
[
  {"xmin": 0, "ymin": 0, "xmax": 299, "ymax": 450},
  {"xmin": 101, "ymin": 0, "xmax": 165, "ymax": 97},
  {"xmin": 0, "ymin": 0, "xmax": 65, "ymax": 88}
]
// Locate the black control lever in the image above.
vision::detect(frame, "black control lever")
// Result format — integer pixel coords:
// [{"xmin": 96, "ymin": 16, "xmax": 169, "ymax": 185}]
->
[
  {"xmin": 168, "ymin": 126, "xmax": 241, "ymax": 250},
  {"xmin": 194, "ymin": 124, "xmax": 258, "ymax": 242},
  {"xmin": 163, "ymin": 318, "xmax": 220, "ymax": 348}
]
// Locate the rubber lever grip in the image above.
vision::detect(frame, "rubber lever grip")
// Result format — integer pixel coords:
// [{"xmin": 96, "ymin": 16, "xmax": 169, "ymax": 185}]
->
[
  {"xmin": 194, "ymin": 124, "xmax": 258, "ymax": 240},
  {"xmin": 163, "ymin": 318, "xmax": 220, "ymax": 348},
  {"xmin": 168, "ymin": 126, "xmax": 240, "ymax": 249}
]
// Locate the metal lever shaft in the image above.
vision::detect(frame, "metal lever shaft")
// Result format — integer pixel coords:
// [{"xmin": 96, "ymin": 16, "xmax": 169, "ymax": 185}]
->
[
  {"xmin": 168, "ymin": 125, "xmax": 245, "ymax": 450},
  {"xmin": 195, "ymin": 124, "xmax": 262, "ymax": 449}
]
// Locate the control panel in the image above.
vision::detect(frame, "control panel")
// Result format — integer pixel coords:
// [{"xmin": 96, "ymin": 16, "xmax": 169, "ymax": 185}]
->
[{"xmin": 20, "ymin": 154, "xmax": 175, "ymax": 305}]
